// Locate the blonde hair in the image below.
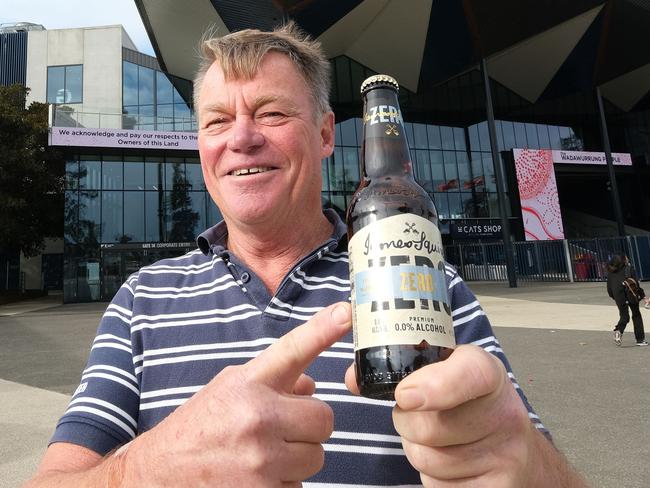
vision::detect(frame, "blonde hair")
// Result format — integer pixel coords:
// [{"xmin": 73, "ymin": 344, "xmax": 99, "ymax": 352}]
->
[{"xmin": 193, "ymin": 22, "xmax": 331, "ymax": 116}]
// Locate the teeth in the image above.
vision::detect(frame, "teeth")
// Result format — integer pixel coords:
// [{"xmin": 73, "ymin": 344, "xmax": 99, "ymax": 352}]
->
[{"xmin": 232, "ymin": 167, "xmax": 272, "ymax": 176}]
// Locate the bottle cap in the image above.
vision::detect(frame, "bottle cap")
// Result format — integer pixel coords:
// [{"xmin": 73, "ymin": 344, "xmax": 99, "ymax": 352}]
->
[{"xmin": 360, "ymin": 74, "xmax": 399, "ymax": 94}]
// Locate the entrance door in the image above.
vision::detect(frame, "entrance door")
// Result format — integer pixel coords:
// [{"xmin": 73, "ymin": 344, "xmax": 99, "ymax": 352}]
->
[
  {"xmin": 101, "ymin": 250, "xmax": 143, "ymax": 300},
  {"xmin": 42, "ymin": 254, "xmax": 63, "ymax": 290}
]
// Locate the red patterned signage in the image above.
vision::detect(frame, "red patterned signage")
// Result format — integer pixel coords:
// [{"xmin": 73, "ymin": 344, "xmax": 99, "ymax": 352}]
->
[{"xmin": 513, "ymin": 149, "xmax": 564, "ymax": 241}]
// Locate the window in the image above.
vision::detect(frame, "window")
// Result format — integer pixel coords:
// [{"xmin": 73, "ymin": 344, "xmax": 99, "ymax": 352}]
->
[
  {"xmin": 414, "ymin": 150, "xmax": 432, "ymax": 191},
  {"xmin": 79, "ymin": 157, "xmax": 101, "ymax": 190},
  {"xmin": 65, "ymin": 159, "xmax": 79, "ymax": 190},
  {"xmin": 124, "ymin": 158, "xmax": 145, "ymax": 190},
  {"xmin": 101, "ymin": 191, "xmax": 123, "ymax": 243},
  {"xmin": 47, "ymin": 65, "xmax": 83, "ymax": 104},
  {"xmin": 145, "ymin": 191, "xmax": 163, "ymax": 242},
  {"xmin": 123, "ymin": 61, "xmax": 138, "ymax": 106},
  {"xmin": 342, "ymin": 147, "xmax": 360, "ymax": 191},
  {"xmin": 102, "ymin": 158, "xmax": 123, "ymax": 190},
  {"xmin": 185, "ymin": 160, "xmax": 205, "ymax": 191},
  {"xmin": 138, "ymin": 66, "xmax": 155, "ymax": 105},
  {"xmin": 124, "ymin": 192, "xmax": 145, "ymax": 242},
  {"xmin": 413, "ymin": 123, "xmax": 428, "ymax": 149},
  {"xmin": 122, "ymin": 60, "xmax": 196, "ymax": 131},
  {"xmin": 156, "ymin": 70, "xmax": 174, "ymax": 104}
]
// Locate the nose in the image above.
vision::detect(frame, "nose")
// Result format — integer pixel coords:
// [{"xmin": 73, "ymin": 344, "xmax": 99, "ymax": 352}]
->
[{"xmin": 227, "ymin": 116, "xmax": 264, "ymax": 152}]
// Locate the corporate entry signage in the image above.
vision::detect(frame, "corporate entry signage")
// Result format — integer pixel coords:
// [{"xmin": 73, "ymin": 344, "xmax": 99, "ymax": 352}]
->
[
  {"xmin": 50, "ymin": 127, "xmax": 198, "ymax": 150},
  {"xmin": 100, "ymin": 242, "xmax": 194, "ymax": 251},
  {"xmin": 450, "ymin": 219, "xmax": 503, "ymax": 239},
  {"xmin": 513, "ymin": 149, "xmax": 565, "ymax": 241}
]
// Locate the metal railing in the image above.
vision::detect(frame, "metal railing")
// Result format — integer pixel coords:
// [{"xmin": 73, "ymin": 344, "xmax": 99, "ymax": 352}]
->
[
  {"xmin": 445, "ymin": 235, "xmax": 650, "ymax": 283},
  {"xmin": 51, "ymin": 107, "xmax": 197, "ymax": 132}
]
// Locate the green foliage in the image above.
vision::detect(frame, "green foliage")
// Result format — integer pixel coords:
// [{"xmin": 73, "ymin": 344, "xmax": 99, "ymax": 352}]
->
[{"xmin": 0, "ymin": 84, "xmax": 64, "ymax": 257}]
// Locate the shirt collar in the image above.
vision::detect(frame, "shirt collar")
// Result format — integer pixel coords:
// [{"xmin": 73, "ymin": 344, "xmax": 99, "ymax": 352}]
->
[{"xmin": 196, "ymin": 208, "xmax": 347, "ymax": 256}]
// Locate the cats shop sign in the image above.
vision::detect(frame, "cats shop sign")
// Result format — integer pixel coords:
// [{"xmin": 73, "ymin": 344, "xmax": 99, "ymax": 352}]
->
[
  {"xmin": 513, "ymin": 149, "xmax": 631, "ymax": 241},
  {"xmin": 49, "ymin": 127, "xmax": 198, "ymax": 150},
  {"xmin": 451, "ymin": 220, "xmax": 503, "ymax": 239}
]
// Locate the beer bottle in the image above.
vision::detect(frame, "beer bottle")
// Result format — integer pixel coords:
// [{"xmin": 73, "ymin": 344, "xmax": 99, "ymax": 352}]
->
[{"xmin": 346, "ymin": 74, "xmax": 455, "ymax": 400}]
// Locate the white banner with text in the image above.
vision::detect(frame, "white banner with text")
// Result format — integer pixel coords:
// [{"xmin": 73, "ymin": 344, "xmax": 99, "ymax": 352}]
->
[
  {"xmin": 551, "ymin": 149, "xmax": 632, "ymax": 166},
  {"xmin": 50, "ymin": 127, "xmax": 198, "ymax": 150}
]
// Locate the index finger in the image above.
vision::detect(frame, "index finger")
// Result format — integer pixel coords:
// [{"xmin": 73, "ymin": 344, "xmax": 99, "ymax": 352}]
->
[{"xmin": 247, "ymin": 302, "xmax": 351, "ymax": 392}]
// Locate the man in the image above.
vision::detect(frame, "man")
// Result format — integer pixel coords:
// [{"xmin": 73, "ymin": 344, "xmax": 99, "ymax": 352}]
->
[
  {"xmin": 26, "ymin": 24, "xmax": 587, "ymax": 487},
  {"xmin": 607, "ymin": 254, "xmax": 648, "ymax": 346}
]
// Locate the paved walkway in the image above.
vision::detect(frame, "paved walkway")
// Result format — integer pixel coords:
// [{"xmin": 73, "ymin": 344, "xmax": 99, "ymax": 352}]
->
[{"xmin": 1, "ymin": 282, "xmax": 648, "ymax": 487}]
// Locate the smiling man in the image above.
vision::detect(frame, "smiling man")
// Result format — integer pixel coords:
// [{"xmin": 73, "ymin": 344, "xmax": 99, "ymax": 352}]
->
[
  {"xmin": 25, "ymin": 23, "xmax": 587, "ymax": 487},
  {"xmin": 196, "ymin": 46, "xmax": 335, "ymax": 293}
]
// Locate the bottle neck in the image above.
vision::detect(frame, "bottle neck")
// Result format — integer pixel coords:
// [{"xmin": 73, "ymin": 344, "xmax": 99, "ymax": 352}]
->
[{"xmin": 360, "ymin": 86, "xmax": 413, "ymax": 179}]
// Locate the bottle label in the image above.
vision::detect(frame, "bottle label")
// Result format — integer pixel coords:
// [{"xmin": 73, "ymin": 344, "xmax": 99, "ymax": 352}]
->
[
  {"xmin": 364, "ymin": 104, "xmax": 404, "ymax": 138},
  {"xmin": 349, "ymin": 214, "xmax": 455, "ymax": 351}
]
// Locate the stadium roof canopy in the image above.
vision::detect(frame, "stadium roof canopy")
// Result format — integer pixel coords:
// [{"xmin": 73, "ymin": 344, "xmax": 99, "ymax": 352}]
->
[{"xmin": 135, "ymin": 0, "xmax": 650, "ymax": 112}]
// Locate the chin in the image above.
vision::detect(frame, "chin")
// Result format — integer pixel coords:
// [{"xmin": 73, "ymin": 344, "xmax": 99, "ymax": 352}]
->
[{"xmin": 227, "ymin": 199, "xmax": 285, "ymax": 225}]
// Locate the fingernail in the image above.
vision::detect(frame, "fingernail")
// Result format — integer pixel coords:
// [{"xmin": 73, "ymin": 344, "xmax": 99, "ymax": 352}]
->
[
  {"xmin": 331, "ymin": 303, "xmax": 350, "ymax": 325},
  {"xmin": 397, "ymin": 387, "xmax": 424, "ymax": 409}
]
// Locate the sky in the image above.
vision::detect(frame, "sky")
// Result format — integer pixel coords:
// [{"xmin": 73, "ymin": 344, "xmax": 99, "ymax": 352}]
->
[{"xmin": 0, "ymin": 0, "xmax": 154, "ymax": 55}]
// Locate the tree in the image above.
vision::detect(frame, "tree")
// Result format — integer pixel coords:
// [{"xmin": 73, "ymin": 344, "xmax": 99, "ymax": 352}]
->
[{"xmin": 0, "ymin": 84, "xmax": 64, "ymax": 257}]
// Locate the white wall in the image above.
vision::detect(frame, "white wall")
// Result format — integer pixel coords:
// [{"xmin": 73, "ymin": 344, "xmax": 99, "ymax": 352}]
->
[
  {"xmin": 20, "ymin": 238, "xmax": 64, "ymax": 291},
  {"xmin": 25, "ymin": 25, "xmax": 125, "ymax": 125},
  {"xmin": 25, "ymin": 30, "xmax": 47, "ymax": 103},
  {"xmin": 82, "ymin": 27, "xmax": 124, "ymax": 124}
]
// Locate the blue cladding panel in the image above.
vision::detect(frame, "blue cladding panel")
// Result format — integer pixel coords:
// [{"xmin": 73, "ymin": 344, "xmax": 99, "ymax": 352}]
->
[{"xmin": 0, "ymin": 32, "xmax": 28, "ymax": 86}]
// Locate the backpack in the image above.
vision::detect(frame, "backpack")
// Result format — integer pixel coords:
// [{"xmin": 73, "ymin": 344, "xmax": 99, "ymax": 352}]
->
[{"xmin": 622, "ymin": 277, "xmax": 645, "ymax": 304}]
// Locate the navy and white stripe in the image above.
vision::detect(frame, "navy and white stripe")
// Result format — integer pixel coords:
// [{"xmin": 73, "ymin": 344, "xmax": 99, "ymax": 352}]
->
[{"xmin": 51, "ymin": 209, "xmax": 547, "ymax": 486}]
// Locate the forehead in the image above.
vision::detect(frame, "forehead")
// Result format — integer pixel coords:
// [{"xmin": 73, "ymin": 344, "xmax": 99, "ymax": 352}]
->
[{"xmin": 201, "ymin": 52, "xmax": 308, "ymax": 99}]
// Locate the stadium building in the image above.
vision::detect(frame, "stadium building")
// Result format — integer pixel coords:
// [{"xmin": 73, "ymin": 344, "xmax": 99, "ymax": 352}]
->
[{"xmin": 2, "ymin": 0, "xmax": 649, "ymax": 301}]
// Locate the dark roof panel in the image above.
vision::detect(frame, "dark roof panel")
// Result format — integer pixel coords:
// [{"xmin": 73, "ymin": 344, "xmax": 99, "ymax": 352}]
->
[{"xmin": 210, "ymin": 0, "xmax": 284, "ymax": 31}]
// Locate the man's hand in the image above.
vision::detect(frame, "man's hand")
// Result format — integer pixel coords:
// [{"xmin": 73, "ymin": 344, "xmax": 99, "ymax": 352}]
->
[
  {"xmin": 345, "ymin": 345, "xmax": 588, "ymax": 487},
  {"xmin": 26, "ymin": 302, "xmax": 352, "ymax": 488}
]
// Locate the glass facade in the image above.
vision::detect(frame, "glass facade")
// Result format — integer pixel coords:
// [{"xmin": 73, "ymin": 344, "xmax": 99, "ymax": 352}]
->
[
  {"xmin": 63, "ymin": 153, "xmax": 220, "ymax": 301},
  {"xmin": 322, "ymin": 117, "xmax": 581, "ymax": 223},
  {"xmin": 122, "ymin": 60, "xmax": 195, "ymax": 131},
  {"xmin": 59, "ymin": 50, "xmax": 650, "ymax": 302},
  {"xmin": 322, "ymin": 57, "xmax": 587, "ymax": 227},
  {"xmin": 47, "ymin": 64, "xmax": 83, "ymax": 104}
]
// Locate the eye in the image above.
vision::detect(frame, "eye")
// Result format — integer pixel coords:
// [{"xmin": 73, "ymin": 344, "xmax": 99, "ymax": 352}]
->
[
  {"xmin": 202, "ymin": 116, "xmax": 230, "ymax": 132},
  {"xmin": 207, "ymin": 117, "xmax": 227, "ymax": 127},
  {"xmin": 258, "ymin": 111, "xmax": 287, "ymax": 124}
]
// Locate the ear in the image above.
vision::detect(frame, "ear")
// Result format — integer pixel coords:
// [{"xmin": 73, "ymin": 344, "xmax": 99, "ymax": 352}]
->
[{"xmin": 319, "ymin": 111, "xmax": 335, "ymax": 159}]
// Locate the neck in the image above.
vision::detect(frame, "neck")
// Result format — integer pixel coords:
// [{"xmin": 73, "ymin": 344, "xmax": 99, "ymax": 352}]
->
[{"xmin": 225, "ymin": 212, "xmax": 333, "ymax": 293}]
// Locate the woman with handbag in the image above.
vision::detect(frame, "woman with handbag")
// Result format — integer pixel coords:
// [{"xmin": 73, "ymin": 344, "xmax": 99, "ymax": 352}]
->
[{"xmin": 606, "ymin": 254, "xmax": 648, "ymax": 346}]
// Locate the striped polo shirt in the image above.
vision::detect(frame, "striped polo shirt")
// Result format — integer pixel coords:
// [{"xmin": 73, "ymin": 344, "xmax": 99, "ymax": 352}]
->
[{"xmin": 51, "ymin": 209, "xmax": 547, "ymax": 486}]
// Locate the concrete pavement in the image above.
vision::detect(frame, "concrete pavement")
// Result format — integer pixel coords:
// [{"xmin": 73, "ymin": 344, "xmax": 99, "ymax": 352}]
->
[{"xmin": 1, "ymin": 282, "xmax": 648, "ymax": 487}]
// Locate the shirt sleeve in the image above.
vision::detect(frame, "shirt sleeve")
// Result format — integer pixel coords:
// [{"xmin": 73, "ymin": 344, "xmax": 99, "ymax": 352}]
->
[
  {"xmin": 49, "ymin": 274, "xmax": 140, "ymax": 455},
  {"xmin": 444, "ymin": 263, "xmax": 552, "ymax": 440}
]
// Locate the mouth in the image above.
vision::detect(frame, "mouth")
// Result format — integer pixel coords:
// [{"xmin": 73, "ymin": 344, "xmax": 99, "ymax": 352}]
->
[{"xmin": 229, "ymin": 167, "xmax": 275, "ymax": 176}]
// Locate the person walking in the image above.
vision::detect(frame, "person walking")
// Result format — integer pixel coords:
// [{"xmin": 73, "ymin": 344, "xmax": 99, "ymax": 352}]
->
[{"xmin": 607, "ymin": 254, "xmax": 648, "ymax": 346}]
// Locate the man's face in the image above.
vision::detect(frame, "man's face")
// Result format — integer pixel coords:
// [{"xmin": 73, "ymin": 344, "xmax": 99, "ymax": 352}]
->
[{"xmin": 197, "ymin": 52, "xmax": 334, "ymax": 230}]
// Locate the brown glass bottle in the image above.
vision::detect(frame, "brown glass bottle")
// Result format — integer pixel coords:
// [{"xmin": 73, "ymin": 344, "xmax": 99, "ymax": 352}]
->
[{"xmin": 346, "ymin": 75, "xmax": 455, "ymax": 400}]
